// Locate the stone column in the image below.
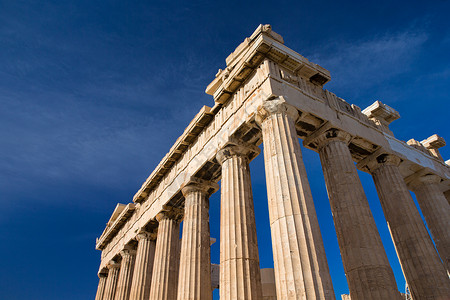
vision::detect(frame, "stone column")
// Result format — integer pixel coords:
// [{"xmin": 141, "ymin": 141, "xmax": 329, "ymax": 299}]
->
[
  {"xmin": 103, "ymin": 260, "xmax": 121, "ymax": 300},
  {"xmin": 444, "ymin": 190, "xmax": 450, "ymax": 206},
  {"xmin": 149, "ymin": 210, "xmax": 182, "ymax": 300},
  {"xmin": 129, "ymin": 231, "xmax": 157, "ymax": 300},
  {"xmin": 177, "ymin": 178, "xmax": 218, "ymax": 300},
  {"xmin": 95, "ymin": 273, "xmax": 107, "ymax": 300},
  {"xmin": 115, "ymin": 247, "xmax": 137, "ymax": 300},
  {"xmin": 307, "ymin": 128, "xmax": 401, "ymax": 300},
  {"xmin": 409, "ymin": 174, "xmax": 450, "ymax": 272},
  {"xmin": 256, "ymin": 98, "xmax": 334, "ymax": 300},
  {"xmin": 216, "ymin": 142, "xmax": 263, "ymax": 300},
  {"xmin": 362, "ymin": 154, "xmax": 450, "ymax": 299}
]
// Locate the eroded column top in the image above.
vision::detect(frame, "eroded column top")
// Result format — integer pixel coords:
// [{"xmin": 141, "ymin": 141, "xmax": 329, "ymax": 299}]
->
[
  {"xmin": 135, "ymin": 230, "xmax": 157, "ymax": 242},
  {"xmin": 120, "ymin": 245, "xmax": 137, "ymax": 257},
  {"xmin": 155, "ymin": 206, "xmax": 184, "ymax": 223},
  {"xmin": 107, "ymin": 260, "xmax": 121, "ymax": 269},
  {"xmin": 255, "ymin": 96, "xmax": 299, "ymax": 125},
  {"xmin": 303, "ymin": 126, "xmax": 352, "ymax": 150},
  {"xmin": 180, "ymin": 177, "xmax": 219, "ymax": 197},
  {"xmin": 357, "ymin": 151, "xmax": 402, "ymax": 174},
  {"xmin": 407, "ymin": 173, "xmax": 442, "ymax": 189},
  {"xmin": 216, "ymin": 139, "xmax": 260, "ymax": 165}
]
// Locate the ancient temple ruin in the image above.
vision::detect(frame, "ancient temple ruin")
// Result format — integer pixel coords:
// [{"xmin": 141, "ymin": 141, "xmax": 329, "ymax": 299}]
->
[{"xmin": 94, "ymin": 25, "xmax": 450, "ymax": 300}]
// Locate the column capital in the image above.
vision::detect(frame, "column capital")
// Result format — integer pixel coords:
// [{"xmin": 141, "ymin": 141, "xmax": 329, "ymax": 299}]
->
[
  {"xmin": 181, "ymin": 177, "xmax": 219, "ymax": 197},
  {"xmin": 408, "ymin": 173, "xmax": 442, "ymax": 189},
  {"xmin": 303, "ymin": 125, "xmax": 352, "ymax": 150},
  {"xmin": 156, "ymin": 205, "xmax": 184, "ymax": 223},
  {"xmin": 255, "ymin": 96, "xmax": 299, "ymax": 125},
  {"xmin": 107, "ymin": 260, "xmax": 121, "ymax": 269},
  {"xmin": 136, "ymin": 230, "xmax": 157, "ymax": 242},
  {"xmin": 216, "ymin": 140, "xmax": 260, "ymax": 165},
  {"xmin": 120, "ymin": 245, "xmax": 137, "ymax": 257},
  {"xmin": 98, "ymin": 272, "xmax": 108, "ymax": 279},
  {"xmin": 357, "ymin": 151, "xmax": 402, "ymax": 173}
]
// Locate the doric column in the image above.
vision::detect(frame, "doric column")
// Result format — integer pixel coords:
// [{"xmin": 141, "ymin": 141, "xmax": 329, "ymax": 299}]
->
[
  {"xmin": 129, "ymin": 231, "xmax": 157, "ymax": 300},
  {"xmin": 306, "ymin": 128, "xmax": 401, "ymax": 300},
  {"xmin": 216, "ymin": 142, "xmax": 263, "ymax": 300},
  {"xmin": 361, "ymin": 154, "xmax": 450, "ymax": 298},
  {"xmin": 255, "ymin": 98, "xmax": 334, "ymax": 300},
  {"xmin": 115, "ymin": 246, "xmax": 137, "ymax": 300},
  {"xmin": 444, "ymin": 190, "xmax": 450, "ymax": 206},
  {"xmin": 95, "ymin": 272, "xmax": 107, "ymax": 300},
  {"xmin": 149, "ymin": 209, "xmax": 182, "ymax": 300},
  {"xmin": 409, "ymin": 174, "xmax": 450, "ymax": 272},
  {"xmin": 177, "ymin": 178, "xmax": 218, "ymax": 300},
  {"xmin": 103, "ymin": 260, "xmax": 121, "ymax": 300}
]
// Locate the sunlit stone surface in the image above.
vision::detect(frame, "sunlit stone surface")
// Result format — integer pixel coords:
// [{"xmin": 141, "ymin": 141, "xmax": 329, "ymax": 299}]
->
[{"xmin": 94, "ymin": 25, "xmax": 450, "ymax": 300}]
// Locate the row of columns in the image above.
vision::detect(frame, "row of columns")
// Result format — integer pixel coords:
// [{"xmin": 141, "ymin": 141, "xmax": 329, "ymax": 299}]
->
[{"xmin": 96, "ymin": 97, "xmax": 450, "ymax": 300}]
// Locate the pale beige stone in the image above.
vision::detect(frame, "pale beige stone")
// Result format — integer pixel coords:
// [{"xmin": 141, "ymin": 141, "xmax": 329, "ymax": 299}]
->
[
  {"xmin": 361, "ymin": 153, "xmax": 450, "ymax": 298},
  {"xmin": 421, "ymin": 134, "xmax": 446, "ymax": 161},
  {"xmin": 342, "ymin": 292, "xmax": 411, "ymax": 299},
  {"xmin": 216, "ymin": 143, "xmax": 263, "ymax": 300},
  {"xmin": 129, "ymin": 231, "xmax": 157, "ymax": 300},
  {"xmin": 307, "ymin": 129, "xmax": 401, "ymax": 300},
  {"xmin": 149, "ymin": 210, "xmax": 182, "ymax": 300},
  {"xmin": 94, "ymin": 25, "xmax": 450, "ymax": 300},
  {"xmin": 95, "ymin": 273, "xmax": 107, "ymax": 300},
  {"xmin": 114, "ymin": 247, "xmax": 136, "ymax": 300},
  {"xmin": 260, "ymin": 268, "xmax": 276, "ymax": 300},
  {"xmin": 103, "ymin": 260, "xmax": 120, "ymax": 300},
  {"xmin": 177, "ymin": 179, "xmax": 218, "ymax": 300},
  {"xmin": 211, "ymin": 263, "xmax": 220, "ymax": 290},
  {"xmin": 256, "ymin": 98, "xmax": 335, "ymax": 300},
  {"xmin": 409, "ymin": 174, "xmax": 450, "ymax": 273}
]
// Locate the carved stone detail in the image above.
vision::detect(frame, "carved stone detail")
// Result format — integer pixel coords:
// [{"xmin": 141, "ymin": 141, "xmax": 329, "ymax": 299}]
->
[
  {"xmin": 369, "ymin": 158, "xmax": 450, "ymax": 298},
  {"xmin": 218, "ymin": 139, "xmax": 263, "ymax": 300},
  {"xmin": 216, "ymin": 141, "xmax": 260, "ymax": 165},
  {"xmin": 116, "ymin": 247, "xmax": 137, "ymax": 300},
  {"xmin": 129, "ymin": 231, "xmax": 157, "ymax": 300},
  {"xmin": 255, "ymin": 96, "xmax": 299, "ymax": 125},
  {"xmin": 94, "ymin": 25, "xmax": 450, "ymax": 299},
  {"xmin": 156, "ymin": 206, "xmax": 184, "ymax": 224},
  {"xmin": 409, "ymin": 174, "xmax": 450, "ymax": 274},
  {"xmin": 103, "ymin": 260, "xmax": 121, "ymax": 300},
  {"xmin": 181, "ymin": 177, "xmax": 219, "ymax": 197},
  {"xmin": 177, "ymin": 177, "xmax": 215, "ymax": 300},
  {"xmin": 317, "ymin": 134, "xmax": 401, "ymax": 299}
]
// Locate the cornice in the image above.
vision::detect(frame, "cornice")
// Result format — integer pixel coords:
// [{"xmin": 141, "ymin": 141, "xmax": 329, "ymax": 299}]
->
[
  {"xmin": 96, "ymin": 203, "xmax": 136, "ymax": 250},
  {"xmin": 205, "ymin": 24, "xmax": 330, "ymax": 105},
  {"xmin": 133, "ymin": 105, "xmax": 214, "ymax": 203}
]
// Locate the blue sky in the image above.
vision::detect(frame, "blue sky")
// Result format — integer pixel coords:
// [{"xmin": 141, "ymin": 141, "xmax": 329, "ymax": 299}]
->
[{"xmin": 1, "ymin": 0, "xmax": 449, "ymax": 299}]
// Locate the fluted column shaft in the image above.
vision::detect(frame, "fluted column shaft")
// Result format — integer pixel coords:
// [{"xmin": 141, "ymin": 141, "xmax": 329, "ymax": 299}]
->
[
  {"xmin": 444, "ymin": 190, "xmax": 450, "ymax": 206},
  {"xmin": 177, "ymin": 180, "xmax": 218, "ymax": 300},
  {"xmin": 95, "ymin": 273, "xmax": 107, "ymax": 300},
  {"xmin": 366, "ymin": 155, "xmax": 450, "ymax": 299},
  {"xmin": 129, "ymin": 231, "xmax": 157, "ymax": 300},
  {"xmin": 149, "ymin": 211, "xmax": 181, "ymax": 300},
  {"xmin": 410, "ymin": 175, "xmax": 450, "ymax": 272},
  {"xmin": 115, "ymin": 248, "xmax": 137, "ymax": 300},
  {"xmin": 217, "ymin": 143, "xmax": 263, "ymax": 300},
  {"xmin": 256, "ymin": 99, "xmax": 334, "ymax": 300},
  {"xmin": 312, "ymin": 129, "xmax": 401, "ymax": 299},
  {"xmin": 103, "ymin": 261, "xmax": 121, "ymax": 300}
]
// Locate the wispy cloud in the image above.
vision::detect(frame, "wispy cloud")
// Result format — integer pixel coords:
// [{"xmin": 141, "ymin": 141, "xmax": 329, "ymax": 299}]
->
[{"xmin": 309, "ymin": 29, "xmax": 428, "ymax": 97}]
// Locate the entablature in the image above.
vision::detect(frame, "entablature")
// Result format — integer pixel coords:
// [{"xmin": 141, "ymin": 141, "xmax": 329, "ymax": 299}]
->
[
  {"xmin": 96, "ymin": 203, "xmax": 135, "ymax": 250},
  {"xmin": 133, "ymin": 105, "xmax": 215, "ymax": 203},
  {"xmin": 206, "ymin": 24, "xmax": 330, "ymax": 105},
  {"xmin": 96, "ymin": 25, "xmax": 450, "ymax": 271}
]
